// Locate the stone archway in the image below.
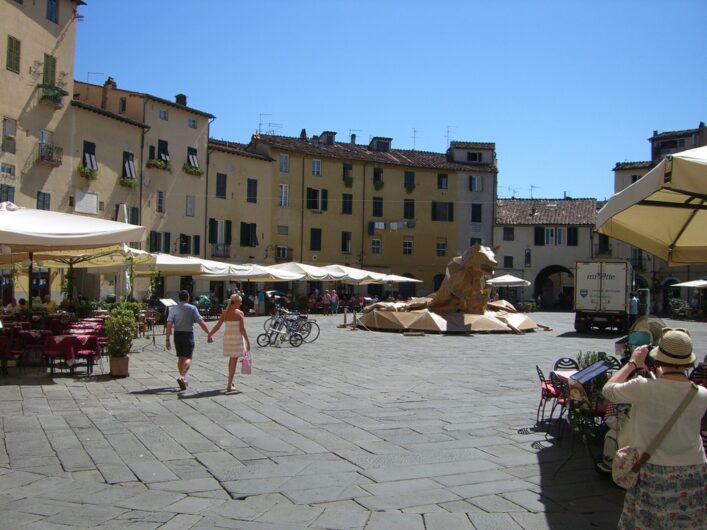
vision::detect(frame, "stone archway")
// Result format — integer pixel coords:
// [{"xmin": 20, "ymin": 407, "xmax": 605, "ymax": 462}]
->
[{"xmin": 534, "ymin": 265, "xmax": 574, "ymax": 310}]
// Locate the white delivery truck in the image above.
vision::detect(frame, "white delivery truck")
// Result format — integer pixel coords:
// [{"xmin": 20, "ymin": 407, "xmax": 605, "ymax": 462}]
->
[{"xmin": 574, "ymin": 260, "xmax": 632, "ymax": 332}]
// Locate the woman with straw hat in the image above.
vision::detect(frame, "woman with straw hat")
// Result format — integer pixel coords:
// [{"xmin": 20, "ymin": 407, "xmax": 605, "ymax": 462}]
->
[{"xmin": 603, "ymin": 327, "xmax": 707, "ymax": 529}]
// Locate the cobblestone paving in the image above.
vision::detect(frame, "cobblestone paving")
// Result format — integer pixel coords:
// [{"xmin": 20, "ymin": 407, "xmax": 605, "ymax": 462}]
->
[{"xmin": 1, "ymin": 312, "xmax": 704, "ymax": 529}]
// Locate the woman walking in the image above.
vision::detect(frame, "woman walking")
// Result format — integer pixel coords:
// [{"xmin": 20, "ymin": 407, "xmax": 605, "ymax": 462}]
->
[
  {"xmin": 208, "ymin": 294, "xmax": 251, "ymax": 392},
  {"xmin": 602, "ymin": 328, "xmax": 707, "ymax": 529}
]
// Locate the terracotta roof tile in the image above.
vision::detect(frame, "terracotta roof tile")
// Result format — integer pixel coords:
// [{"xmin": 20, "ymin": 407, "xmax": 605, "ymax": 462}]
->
[
  {"xmin": 208, "ymin": 139, "xmax": 273, "ymax": 161},
  {"xmin": 613, "ymin": 161, "xmax": 652, "ymax": 171},
  {"xmin": 71, "ymin": 100, "xmax": 148, "ymax": 129},
  {"xmin": 249, "ymin": 134, "xmax": 496, "ymax": 172},
  {"xmin": 496, "ymin": 198, "xmax": 597, "ymax": 226}
]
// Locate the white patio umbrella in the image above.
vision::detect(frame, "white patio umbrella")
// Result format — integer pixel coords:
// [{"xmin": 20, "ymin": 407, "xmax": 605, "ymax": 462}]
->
[
  {"xmin": 596, "ymin": 145, "xmax": 707, "ymax": 265},
  {"xmin": 270, "ymin": 261, "xmax": 347, "ymax": 281},
  {"xmin": 318, "ymin": 264, "xmax": 387, "ymax": 284},
  {"xmin": 670, "ymin": 279, "xmax": 707, "ymax": 289},
  {"xmin": 381, "ymin": 273, "xmax": 423, "ymax": 284},
  {"xmin": 486, "ymin": 274, "xmax": 531, "ymax": 287},
  {"xmin": 197, "ymin": 263, "xmax": 304, "ymax": 282},
  {"xmin": 131, "ymin": 253, "xmax": 210, "ymax": 277},
  {"xmin": 0, "ymin": 202, "xmax": 145, "ymax": 307}
]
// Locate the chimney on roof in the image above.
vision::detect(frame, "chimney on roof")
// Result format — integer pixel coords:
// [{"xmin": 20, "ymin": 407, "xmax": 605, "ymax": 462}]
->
[
  {"xmin": 350, "ymin": 133, "xmax": 356, "ymax": 145},
  {"xmin": 653, "ymin": 130, "xmax": 658, "ymax": 137},
  {"xmin": 175, "ymin": 93, "xmax": 187, "ymax": 106},
  {"xmin": 312, "ymin": 135, "xmax": 319, "ymax": 144},
  {"xmin": 299, "ymin": 128, "xmax": 307, "ymax": 141},
  {"xmin": 101, "ymin": 76, "xmax": 117, "ymax": 110},
  {"xmin": 320, "ymin": 131, "xmax": 336, "ymax": 146}
]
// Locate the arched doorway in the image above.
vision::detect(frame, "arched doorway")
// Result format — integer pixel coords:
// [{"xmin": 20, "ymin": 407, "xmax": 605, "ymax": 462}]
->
[
  {"xmin": 534, "ymin": 265, "xmax": 574, "ymax": 310},
  {"xmin": 398, "ymin": 273, "xmax": 417, "ymax": 300},
  {"xmin": 661, "ymin": 277, "xmax": 680, "ymax": 315}
]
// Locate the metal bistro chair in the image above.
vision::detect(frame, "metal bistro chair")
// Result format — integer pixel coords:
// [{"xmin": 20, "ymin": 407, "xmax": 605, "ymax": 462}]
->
[
  {"xmin": 536, "ymin": 365, "xmax": 559, "ymax": 428},
  {"xmin": 548, "ymin": 371, "xmax": 570, "ymax": 443},
  {"xmin": 554, "ymin": 357, "xmax": 580, "ymax": 371}
]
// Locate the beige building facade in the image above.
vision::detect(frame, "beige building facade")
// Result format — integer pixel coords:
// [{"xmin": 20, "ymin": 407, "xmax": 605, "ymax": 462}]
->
[
  {"xmin": 610, "ymin": 122, "xmax": 707, "ymax": 313},
  {"xmin": 493, "ymin": 199, "xmax": 597, "ymax": 308}
]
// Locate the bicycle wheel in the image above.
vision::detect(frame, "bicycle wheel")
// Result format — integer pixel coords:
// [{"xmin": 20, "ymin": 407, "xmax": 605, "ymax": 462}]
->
[
  {"xmin": 256, "ymin": 333, "xmax": 270, "ymax": 347},
  {"xmin": 303, "ymin": 321, "xmax": 320, "ymax": 343},
  {"xmin": 298, "ymin": 321, "xmax": 312, "ymax": 340},
  {"xmin": 289, "ymin": 332, "xmax": 303, "ymax": 347},
  {"xmin": 263, "ymin": 316, "xmax": 274, "ymax": 331}
]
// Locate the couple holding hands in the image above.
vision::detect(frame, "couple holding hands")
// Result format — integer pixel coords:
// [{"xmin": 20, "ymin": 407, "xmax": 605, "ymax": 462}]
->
[{"xmin": 165, "ymin": 290, "xmax": 251, "ymax": 393}]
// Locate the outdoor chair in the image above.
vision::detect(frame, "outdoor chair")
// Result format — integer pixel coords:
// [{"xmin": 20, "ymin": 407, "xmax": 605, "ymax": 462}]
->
[
  {"xmin": 536, "ymin": 365, "xmax": 559, "ymax": 428},
  {"xmin": 548, "ymin": 372, "xmax": 570, "ymax": 443},
  {"xmin": 75, "ymin": 336, "xmax": 100, "ymax": 375},
  {"xmin": 553, "ymin": 357, "xmax": 579, "ymax": 371},
  {"xmin": 689, "ymin": 363, "xmax": 707, "ymax": 387},
  {"xmin": 604, "ymin": 355, "xmax": 622, "ymax": 371}
]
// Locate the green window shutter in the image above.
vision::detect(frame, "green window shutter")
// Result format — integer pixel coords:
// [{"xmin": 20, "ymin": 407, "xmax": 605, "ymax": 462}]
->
[
  {"xmin": 7, "ymin": 36, "xmax": 20, "ymax": 73},
  {"xmin": 306, "ymin": 187, "xmax": 315, "ymax": 210},
  {"xmin": 431, "ymin": 201, "xmax": 438, "ymax": 221},
  {"xmin": 193, "ymin": 235, "xmax": 200, "ymax": 255},
  {"xmin": 43, "ymin": 54, "xmax": 56, "ymax": 85},
  {"xmin": 321, "ymin": 189, "xmax": 328, "ymax": 211},
  {"xmin": 225, "ymin": 220, "xmax": 232, "ymax": 244},
  {"xmin": 163, "ymin": 232, "xmax": 171, "ymax": 253},
  {"xmin": 448, "ymin": 202, "xmax": 454, "ymax": 222},
  {"xmin": 208, "ymin": 218, "xmax": 217, "ymax": 244},
  {"xmin": 250, "ymin": 223, "xmax": 258, "ymax": 247},
  {"xmin": 240, "ymin": 222, "xmax": 248, "ymax": 247},
  {"xmin": 179, "ymin": 234, "xmax": 187, "ymax": 254},
  {"xmin": 149, "ymin": 231, "xmax": 158, "ymax": 252},
  {"xmin": 534, "ymin": 226, "xmax": 545, "ymax": 246}
]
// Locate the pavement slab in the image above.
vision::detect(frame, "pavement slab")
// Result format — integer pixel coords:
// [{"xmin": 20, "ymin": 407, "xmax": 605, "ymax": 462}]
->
[{"xmin": 1, "ymin": 312, "xmax": 688, "ymax": 529}]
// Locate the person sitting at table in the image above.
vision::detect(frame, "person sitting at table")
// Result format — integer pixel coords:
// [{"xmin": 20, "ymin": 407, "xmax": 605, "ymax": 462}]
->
[
  {"xmin": 43, "ymin": 295, "xmax": 57, "ymax": 313},
  {"xmin": 17, "ymin": 298, "xmax": 28, "ymax": 314},
  {"xmin": 602, "ymin": 328, "xmax": 707, "ymax": 529},
  {"xmin": 4, "ymin": 298, "xmax": 18, "ymax": 314}
]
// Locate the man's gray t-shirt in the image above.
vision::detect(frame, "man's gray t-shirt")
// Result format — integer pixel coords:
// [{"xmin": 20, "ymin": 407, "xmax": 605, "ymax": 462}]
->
[{"xmin": 167, "ymin": 302, "xmax": 202, "ymax": 332}]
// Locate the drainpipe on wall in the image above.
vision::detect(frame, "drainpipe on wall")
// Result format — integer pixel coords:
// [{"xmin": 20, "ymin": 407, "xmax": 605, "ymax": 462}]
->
[
  {"xmin": 300, "ymin": 154, "xmax": 305, "ymax": 262},
  {"xmin": 204, "ymin": 117, "xmax": 216, "ymax": 259},
  {"xmin": 360, "ymin": 162, "xmax": 368, "ymax": 268},
  {"xmin": 138, "ymin": 98, "xmax": 150, "ymax": 230}
]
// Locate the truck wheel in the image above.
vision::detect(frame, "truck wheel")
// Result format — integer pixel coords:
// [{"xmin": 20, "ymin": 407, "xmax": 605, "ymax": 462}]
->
[{"xmin": 575, "ymin": 322, "xmax": 589, "ymax": 333}]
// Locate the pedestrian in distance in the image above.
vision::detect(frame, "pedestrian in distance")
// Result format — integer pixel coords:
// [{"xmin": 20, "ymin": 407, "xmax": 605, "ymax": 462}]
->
[
  {"xmin": 165, "ymin": 290, "xmax": 211, "ymax": 391},
  {"xmin": 208, "ymin": 294, "xmax": 251, "ymax": 393},
  {"xmin": 628, "ymin": 292, "xmax": 640, "ymax": 328}
]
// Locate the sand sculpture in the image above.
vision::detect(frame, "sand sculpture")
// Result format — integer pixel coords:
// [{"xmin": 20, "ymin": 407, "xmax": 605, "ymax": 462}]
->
[{"xmin": 358, "ymin": 243, "xmax": 537, "ymax": 333}]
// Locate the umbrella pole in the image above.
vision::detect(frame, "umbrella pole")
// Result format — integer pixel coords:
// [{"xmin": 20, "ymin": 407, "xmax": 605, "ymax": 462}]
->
[{"xmin": 27, "ymin": 252, "xmax": 33, "ymax": 313}]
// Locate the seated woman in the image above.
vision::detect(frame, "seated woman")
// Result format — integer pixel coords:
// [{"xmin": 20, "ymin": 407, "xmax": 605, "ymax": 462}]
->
[{"xmin": 602, "ymin": 328, "xmax": 707, "ymax": 529}]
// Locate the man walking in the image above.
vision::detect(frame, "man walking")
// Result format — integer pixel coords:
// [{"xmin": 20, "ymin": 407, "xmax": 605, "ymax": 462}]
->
[{"xmin": 165, "ymin": 290, "xmax": 211, "ymax": 390}]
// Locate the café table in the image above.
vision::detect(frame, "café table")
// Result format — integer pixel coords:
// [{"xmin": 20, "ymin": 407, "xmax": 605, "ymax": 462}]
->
[{"xmin": 43, "ymin": 334, "xmax": 99, "ymax": 375}]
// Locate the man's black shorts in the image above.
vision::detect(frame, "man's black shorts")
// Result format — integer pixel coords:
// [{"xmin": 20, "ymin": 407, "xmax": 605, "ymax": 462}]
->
[{"xmin": 173, "ymin": 331, "xmax": 195, "ymax": 358}]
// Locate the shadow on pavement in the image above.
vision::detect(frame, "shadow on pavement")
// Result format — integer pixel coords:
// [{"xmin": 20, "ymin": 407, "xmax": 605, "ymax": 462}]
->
[
  {"xmin": 130, "ymin": 386, "xmax": 181, "ymax": 395},
  {"xmin": 517, "ymin": 420, "xmax": 623, "ymax": 528},
  {"xmin": 177, "ymin": 388, "xmax": 230, "ymax": 399}
]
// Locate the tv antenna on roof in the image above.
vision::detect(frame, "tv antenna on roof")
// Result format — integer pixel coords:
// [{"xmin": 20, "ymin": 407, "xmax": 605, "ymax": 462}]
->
[
  {"xmin": 410, "ymin": 128, "xmax": 422, "ymax": 150},
  {"xmin": 257, "ymin": 113, "xmax": 281, "ymax": 135},
  {"xmin": 445, "ymin": 125, "xmax": 457, "ymax": 147},
  {"xmin": 530, "ymin": 185, "xmax": 540, "ymax": 198}
]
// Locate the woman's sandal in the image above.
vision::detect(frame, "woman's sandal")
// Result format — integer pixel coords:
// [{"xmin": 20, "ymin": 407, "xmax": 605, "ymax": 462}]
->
[{"xmin": 227, "ymin": 384, "xmax": 237, "ymax": 392}]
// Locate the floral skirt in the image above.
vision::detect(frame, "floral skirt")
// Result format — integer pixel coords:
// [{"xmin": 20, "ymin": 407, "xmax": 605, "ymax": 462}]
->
[{"xmin": 618, "ymin": 462, "xmax": 706, "ymax": 530}]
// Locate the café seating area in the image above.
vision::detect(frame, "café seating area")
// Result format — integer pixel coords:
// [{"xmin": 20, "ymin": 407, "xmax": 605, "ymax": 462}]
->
[{"xmin": 0, "ymin": 313, "xmax": 108, "ymax": 377}]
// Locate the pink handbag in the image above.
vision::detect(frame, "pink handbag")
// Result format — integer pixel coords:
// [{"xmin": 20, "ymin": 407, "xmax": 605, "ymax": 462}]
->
[{"xmin": 241, "ymin": 350, "xmax": 252, "ymax": 375}]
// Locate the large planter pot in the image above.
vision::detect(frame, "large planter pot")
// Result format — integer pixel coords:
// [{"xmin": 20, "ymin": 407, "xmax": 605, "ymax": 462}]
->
[{"xmin": 109, "ymin": 356, "xmax": 129, "ymax": 377}]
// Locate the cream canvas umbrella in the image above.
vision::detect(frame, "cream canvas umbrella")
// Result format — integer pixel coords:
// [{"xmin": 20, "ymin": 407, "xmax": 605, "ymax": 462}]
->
[
  {"xmin": 270, "ymin": 261, "xmax": 347, "ymax": 281},
  {"xmin": 670, "ymin": 279, "xmax": 707, "ymax": 289},
  {"xmin": 486, "ymin": 274, "xmax": 531, "ymax": 287},
  {"xmin": 319, "ymin": 264, "xmax": 387, "ymax": 284},
  {"xmin": 596, "ymin": 145, "xmax": 707, "ymax": 265}
]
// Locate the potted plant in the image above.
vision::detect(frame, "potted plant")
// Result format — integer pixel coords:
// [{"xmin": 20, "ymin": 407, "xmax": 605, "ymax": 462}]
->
[
  {"xmin": 146, "ymin": 159, "xmax": 171, "ymax": 171},
  {"xmin": 105, "ymin": 304, "xmax": 137, "ymax": 377},
  {"xmin": 119, "ymin": 177, "xmax": 138, "ymax": 188},
  {"xmin": 78, "ymin": 164, "xmax": 97, "ymax": 180},
  {"xmin": 182, "ymin": 163, "xmax": 204, "ymax": 176}
]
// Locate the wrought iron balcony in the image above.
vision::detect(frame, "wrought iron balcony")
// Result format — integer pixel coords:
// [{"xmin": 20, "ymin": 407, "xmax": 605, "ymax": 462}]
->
[
  {"xmin": 37, "ymin": 143, "xmax": 63, "ymax": 165},
  {"xmin": 39, "ymin": 84, "xmax": 67, "ymax": 107},
  {"xmin": 212, "ymin": 243, "xmax": 230, "ymax": 258}
]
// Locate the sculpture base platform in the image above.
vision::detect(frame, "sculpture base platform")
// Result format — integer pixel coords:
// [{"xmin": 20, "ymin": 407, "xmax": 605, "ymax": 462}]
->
[{"xmin": 357, "ymin": 308, "xmax": 537, "ymax": 334}]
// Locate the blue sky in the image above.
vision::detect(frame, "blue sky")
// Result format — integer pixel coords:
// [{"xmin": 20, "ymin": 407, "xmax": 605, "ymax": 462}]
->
[{"xmin": 74, "ymin": 0, "xmax": 707, "ymax": 201}]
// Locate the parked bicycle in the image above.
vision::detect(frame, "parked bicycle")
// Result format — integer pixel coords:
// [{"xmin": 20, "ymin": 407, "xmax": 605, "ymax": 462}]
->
[
  {"xmin": 262, "ymin": 307, "xmax": 320, "ymax": 343},
  {"xmin": 256, "ymin": 309, "xmax": 305, "ymax": 347}
]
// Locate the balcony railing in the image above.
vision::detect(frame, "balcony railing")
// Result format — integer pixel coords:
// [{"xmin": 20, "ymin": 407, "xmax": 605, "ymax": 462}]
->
[
  {"xmin": 37, "ymin": 143, "xmax": 63, "ymax": 166},
  {"xmin": 39, "ymin": 84, "xmax": 67, "ymax": 107},
  {"xmin": 212, "ymin": 243, "xmax": 230, "ymax": 258}
]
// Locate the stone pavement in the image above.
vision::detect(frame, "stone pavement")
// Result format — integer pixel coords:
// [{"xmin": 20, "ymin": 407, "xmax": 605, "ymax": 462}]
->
[{"xmin": 1, "ymin": 312, "xmax": 704, "ymax": 529}]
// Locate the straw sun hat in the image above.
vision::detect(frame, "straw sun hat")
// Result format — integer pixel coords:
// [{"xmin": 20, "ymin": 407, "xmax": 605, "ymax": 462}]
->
[{"xmin": 649, "ymin": 327, "xmax": 695, "ymax": 365}]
